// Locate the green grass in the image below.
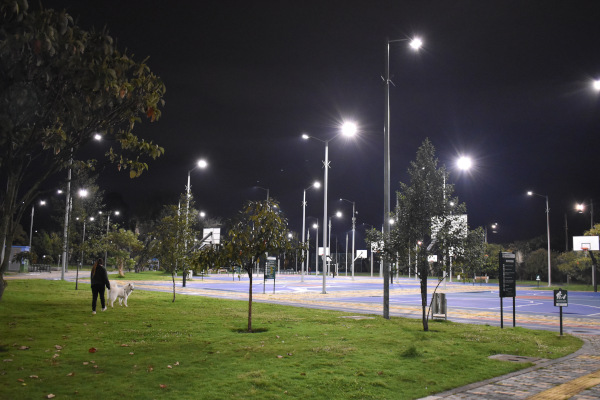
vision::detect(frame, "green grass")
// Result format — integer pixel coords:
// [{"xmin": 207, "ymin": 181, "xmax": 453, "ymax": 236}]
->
[{"xmin": 1, "ymin": 279, "xmax": 582, "ymax": 399}]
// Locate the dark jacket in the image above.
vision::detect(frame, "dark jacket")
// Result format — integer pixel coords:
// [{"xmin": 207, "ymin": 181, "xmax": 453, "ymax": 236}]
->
[{"xmin": 91, "ymin": 265, "xmax": 111, "ymax": 290}]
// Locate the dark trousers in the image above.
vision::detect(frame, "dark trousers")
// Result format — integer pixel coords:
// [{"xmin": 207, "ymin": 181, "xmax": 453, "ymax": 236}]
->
[{"xmin": 91, "ymin": 284, "xmax": 106, "ymax": 311}]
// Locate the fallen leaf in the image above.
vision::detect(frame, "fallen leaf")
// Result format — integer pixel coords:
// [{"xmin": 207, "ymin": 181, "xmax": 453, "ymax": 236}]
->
[
  {"xmin": 93, "ymin": 365, "xmax": 98, "ymax": 369},
  {"xmin": 29, "ymin": 375, "xmax": 39, "ymax": 379},
  {"xmin": 276, "ymin": 335, "xmax": 280, "ymax": 339},
  {"xmin": 277, "ymin": 355, "xmax": 283, "ymax": 359},
  {"xmin": 55, "ymin": 345, "xmax": 63, "ymax": 350},
  {"xmin": 120, "ymin": 344, "xmax": 129, "ymax": 347},
  {"xmin": 18, "ymin": 378, "xmax": 24, "ymax": 382},
  {"xmin": 167, "ymin": 365, "xmax": 172, "ymax": 369},
  {"xmin": 300, "ymin": 372, "xmax": 306, "ymax": 376},
  {"xmin": 67, "ymin": 372, "xmax": 74, "ymax": 376},
  {"xmin": 159, "ymin": 384, "xmax": 167, "ymax": 389},
  {"xmin": 377, "ymin": 371, "xmax": 384, "ymax": 376},
  {"xmin": 287, "ymin": 353, "xmax": 293, "ymax": 356},
  {"xmin": 174, "ymin": 361, "xmax": 179, "ymax": 366},
  {"xmin": 83, "ymin": 362, "xmax": 89, "ymax": 365},
  {"xmin": 46, "ymin": 395, "xmax": 55, "ymax": 399},
  {"xmin": 18, "ymin": 346, "xmax": 29, "ymax": 350},
  {"xmin": 129, "ymin": 352, "xmax": 134, "ymax": 355},
  {"xmin": 52, "ymin": 354, "xmax": 59, "ymax": 359},
  {"xmin": 89, "ymin": 347, "xmax": 97, "ymax": 353}
]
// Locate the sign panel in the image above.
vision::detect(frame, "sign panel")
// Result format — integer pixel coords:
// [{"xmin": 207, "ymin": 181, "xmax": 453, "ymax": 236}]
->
[
  {"xmin": 554, "ymin": 289, "xmax": 568, "ymax": 307},
  {"xmin": 265, "ymin": 257, "xmax": 276, "ymax": 279},
  {"xmin": 499, "ymin": 252, "xmax": 516, "ymax": 298},
  {"xmin": 356, "ymin": 250, "xmax": 367, "ymax": 259}
]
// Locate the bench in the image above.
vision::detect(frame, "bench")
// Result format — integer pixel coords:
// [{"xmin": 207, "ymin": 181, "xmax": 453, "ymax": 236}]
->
[{"xmin": 474, "ymin": 276, "xmax": 489, "ymax": 283}]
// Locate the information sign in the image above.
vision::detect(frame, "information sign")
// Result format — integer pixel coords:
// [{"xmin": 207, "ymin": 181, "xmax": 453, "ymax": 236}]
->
[
  {"xmin": 499, "ymin": 252, "xmax": 516, "ymax": 298},
  {"xmin": 265, "ymin": 258, "xmax": 276, "ymax": 280},
  {"xmin": 554, "ymin": 289, "xmax": 568, "ymax": 307}
]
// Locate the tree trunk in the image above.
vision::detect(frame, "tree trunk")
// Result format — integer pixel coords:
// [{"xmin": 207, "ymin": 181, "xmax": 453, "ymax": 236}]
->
[
  {"xmin": 419, "ymin": 254, "xmax": 429, "ymax": 332},
  {"xmin": 248, "ymin": 268, "xmax": 253, "ymax": 332},
  {"xmin": 171, "ymin": 272, "xmax": 176, "ymax": 302}
]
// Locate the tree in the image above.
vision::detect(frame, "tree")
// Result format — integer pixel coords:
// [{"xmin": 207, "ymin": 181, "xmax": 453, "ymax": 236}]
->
[
  {"xmin": 152, "ymin": 203, "xmax": 185, "ymax": 301},
  {"xmin": 454, "ymin": 228, "xmax": 486, "ymax": 280},
  {"xmin": 105, "ymin": 228, "xmax": 143, "ymax": 277},
  {"xmin": 556, "ymin": 251, "xmax": 592, "ymax": 283},
  {"xmin": 225, "ymin": 200, "xmax": 292, "ymax": 332},
  {"xmin": 385, "ymin": 139, "xmax": 466, "ymax": 331},
  {"xmin": 0, "ymin": 1, "xmax": 165, "ymax": 300}
]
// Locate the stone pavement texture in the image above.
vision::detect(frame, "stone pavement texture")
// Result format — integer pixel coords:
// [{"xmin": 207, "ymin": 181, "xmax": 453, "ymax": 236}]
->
[{"xmin": 420, "ymin": 334, "xmax": 600, "ymax": 400}]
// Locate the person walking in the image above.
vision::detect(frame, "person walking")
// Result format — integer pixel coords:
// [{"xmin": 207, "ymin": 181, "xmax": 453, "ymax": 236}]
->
[{"xmin": 90, "ymin": 258, "xmax": 111, "ymax": 314}]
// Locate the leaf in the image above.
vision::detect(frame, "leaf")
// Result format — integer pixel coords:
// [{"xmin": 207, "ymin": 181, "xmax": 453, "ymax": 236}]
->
[
  {"xmin": 46, "ymin": 395, "xmax": 55, "ymax": 399},
  {"xmin": 55, "ymin": 345, "xmax": 63, "ymax": 350},
  {"xmin": 159, "ymin": 384, "xmax": 167, "ymax": 389},
  {"xmin": 88, "ymin": 347, "xmax": 97, "ymax": 353},
  {"xmin": 67, "ymin": 372, "xmax": 74, "ymax": 376},
  {"xmin": 18, "ymin": 346, "xmax": 29, "ymax": 350}
]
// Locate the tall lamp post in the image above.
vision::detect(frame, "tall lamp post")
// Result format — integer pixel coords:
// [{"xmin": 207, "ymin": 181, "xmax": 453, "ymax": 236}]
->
[
  {"xmin": 101, "ymin": 210, "xmax": 120, "ymax": 268},
  {"xmin": 527, "ymin": 191, "xmax": 552, "ymax": 286},
  {"xmin": 302, "ymin": 121, "xmax": 358, "ymax": 294},
  {"xmin": 328, "ymin": 212, "xmax": 343, "ymax": 278},
  {"xmin": 340, "ymin": 198, "xmax": 357, "ymax": 280},
  {"xmin": 29, "ymin": 200, "xmax": 46, "ymax": 248},
  {"xmin": 76, "ymin": 215, "xmax": 94, "ymax": 290},
  {"xmin": 384, "ymin": 36, "xmax": 423, "ymax": 318},
  {"xmin": 184, "ymin": 159, "xmax": 208, "ymax": 287},
  {"xmin": 302, "ymin": 182, "xmax": 321, "ymax": 282}
]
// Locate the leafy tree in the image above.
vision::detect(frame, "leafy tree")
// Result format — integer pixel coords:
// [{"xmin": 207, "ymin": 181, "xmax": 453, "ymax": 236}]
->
[
  {"xmin": 584, "ymin": 223, "xmax": 600, "ymax": 237},
  {"xmin": 522, "ymin": 249, "xmax": 559, "ymax": 281},
  {"xmin": 454, "ymin": 228, "xmax": 486, "ymax": 280},
  {"xmin": 105, "ymin": 228, "xmax": 143, "ymax": 277},
  {"xmin": 481, "ymin": 242, "xmax": 505, "ymax": 278},
  {"xmin": 153, "ymin": 204, "xmax": 184, "ymax": 301},
  {"xmin": 225, "ymin": 200, "xmax": 292, "ymax": 332},
  {"xmin": 556, "ymin": 251, "xmax": 592, "ymax": 283},
  {"xmin": 0, "ymin": 1, "xmax": 165, "ymax": 299},
  {"xmin": 384, "ymin": 139, "xmax": 466, "ymax": 331}
]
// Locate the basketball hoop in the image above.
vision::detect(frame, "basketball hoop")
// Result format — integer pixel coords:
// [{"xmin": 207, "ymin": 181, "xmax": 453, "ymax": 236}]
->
[{"xmin": 582, "ymin": 246, "xmax": 589, "ymax": 257}]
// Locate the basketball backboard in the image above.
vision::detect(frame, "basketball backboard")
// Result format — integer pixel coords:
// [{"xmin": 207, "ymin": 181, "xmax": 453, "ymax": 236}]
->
[{"xmin": 573, "ymin": 236, "xmax": 599, "ymax": 251}]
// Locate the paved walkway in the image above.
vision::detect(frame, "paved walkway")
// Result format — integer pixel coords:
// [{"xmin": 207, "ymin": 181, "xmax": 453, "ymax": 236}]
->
[{"xmin": 8, "ymin": 271, "xmax": 600, "ymax": 399}]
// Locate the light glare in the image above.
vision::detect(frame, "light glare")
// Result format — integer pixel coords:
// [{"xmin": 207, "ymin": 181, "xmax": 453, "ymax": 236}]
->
[
  {"xmin": 341, "ymin": 121, "xmax": 357, "ymax": 137},
  {"xmin": 594, "ymin": 80, "xmax": 600, "ymax": 91},
  {"xmin": 456, "ymin": 156, "xmax": 472, "ymax": 171},
  {"xmin": 197, "ymin": 159, "xmax": 208, "ymax": 169},
  {"xmin": 409, "ymin": 37, "xmax": 423, "ymax": 50}
]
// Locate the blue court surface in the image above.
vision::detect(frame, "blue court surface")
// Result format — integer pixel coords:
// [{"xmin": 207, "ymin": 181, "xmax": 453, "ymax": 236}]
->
[{"xmin": 135, "ymin": 274, "xmax": 600, "ymax": 335}]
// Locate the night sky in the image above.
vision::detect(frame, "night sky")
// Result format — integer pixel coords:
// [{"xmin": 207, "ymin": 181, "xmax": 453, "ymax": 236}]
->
[{"xmin": 39, "ymin": 0, "xmax": 600, "ymax": 250}]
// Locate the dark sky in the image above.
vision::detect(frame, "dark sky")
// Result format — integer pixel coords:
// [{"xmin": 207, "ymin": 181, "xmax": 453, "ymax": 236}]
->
[{"xmin": 40, "ymin": 0, "xmax": 600, "ymax": 249}]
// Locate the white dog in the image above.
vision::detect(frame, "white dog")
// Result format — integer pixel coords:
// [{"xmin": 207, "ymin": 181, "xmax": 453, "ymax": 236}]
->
[{"xmin": 108, "ymin": 282, "xmax": 134, "ymax": 308}]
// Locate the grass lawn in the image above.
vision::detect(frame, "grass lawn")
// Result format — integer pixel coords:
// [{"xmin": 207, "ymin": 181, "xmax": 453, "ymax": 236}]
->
[{"xmin": 1, "ymin": 279, "xmax": 582, "ymax": 399}]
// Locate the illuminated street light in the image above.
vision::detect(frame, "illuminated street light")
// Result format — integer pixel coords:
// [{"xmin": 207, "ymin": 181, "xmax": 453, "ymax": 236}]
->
[
  {"xmin": 303, "ymin": 122, "xmax": 358, "ymax": 293},
  {"xmin": 28, "ymin": 200, "xmax": 46, "ymax": 248},
  {"xmin": 340, "ymin": 198, "xmax": 357, "ymax": 280},
  {"xmin": 593, "ymin": 79, "xmax": 600, "ymax": 91},
  {"xmin": 301, "ymin": 181, "xmax": 321, "ymax": 282},
  {"xmin": 527, "ymin": 191, "xmax": 552, "ymax": 286},
  {"xmin": 101, "ymin": 210, "xmax": 120, "ymax": 268},
  {"xmin": 384, "ymin": 35, "xmax": 423, "ymax": 319},
  {"xmin": 185, "ymin": 159, "xmax": 208, "ymax": 287},
  {"xmin": 456, "ymin": 156, "xmax": 473, "ymax": 171}
]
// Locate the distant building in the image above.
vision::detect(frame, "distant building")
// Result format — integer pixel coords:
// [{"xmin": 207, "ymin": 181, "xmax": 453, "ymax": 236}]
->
[{"xmin": 8, "ymin": 246, "xmax": 30, "ymax": 272}]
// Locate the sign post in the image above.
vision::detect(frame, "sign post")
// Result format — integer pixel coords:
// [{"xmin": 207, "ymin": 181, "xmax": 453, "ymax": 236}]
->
[
  {"xmin": 264, "ymin": 256, "xmax": 277, "ymax": 294},
  {"xmin": 499, "ymin": 252, "xmax": 517, "ymax": 328},
  {"xmin": 553, "ymin": 288, "xmax": 568, "ymax": 335}
]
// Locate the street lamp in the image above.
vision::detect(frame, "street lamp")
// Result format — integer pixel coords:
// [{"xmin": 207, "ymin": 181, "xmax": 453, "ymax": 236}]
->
[
  {"xmin": 527, "ymin": 191, "xmax": 552, "ymax": 286},
  {"xmin": 101, "ymin": 210, "xmax": 120, "ymax": 268},
  {"xmin": 575, "ymin": 201, "xmax": 594, "ymax": 230},
  {"xmin": 302, "ymin": 121, "xmax": 358, "ymax": 294},
  {"xmin": 593, "ymin": 79, "xmax": 600, "ymax": 91},
  {"xmin": 29, "ymin": 200, "xmax": 46, "ymax": 248},
  {"xmin": 328, "ymin": 211, "xmax": 343, "ymax": 277},
  {"xmin": 484, "ymin": 222, "xmax": 499, "ymax": 243},
  {"xmin": 302, "ymin": 181, "xmax": 321, "ymax": 282},
  {"xmin": 384, "ymin": 36, "xmax": 423, "ymax": 318},
  {"xmin": 185, "ymin": 159, "xmax": 208, "ymax": 287},
  {"xmin": 340, "ymin": 198, "xmax": 357, "ymax": 280},
  {"xmin": 76, "ymin": 216, "xmax": 94, "ymax": 290}
]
